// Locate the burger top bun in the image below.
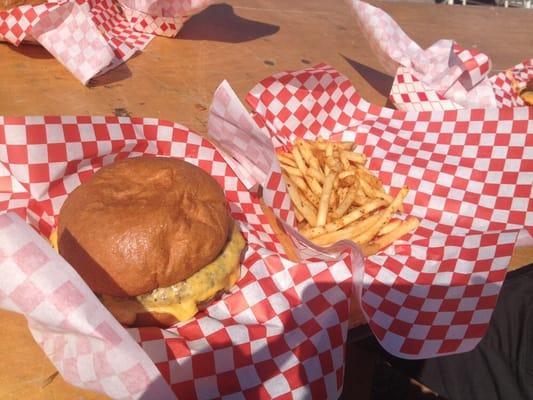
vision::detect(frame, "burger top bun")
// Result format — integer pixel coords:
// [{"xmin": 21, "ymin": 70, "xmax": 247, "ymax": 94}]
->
[{"xmin": 58, "ymin": 157, "xmax": 231, "ymax": 298}]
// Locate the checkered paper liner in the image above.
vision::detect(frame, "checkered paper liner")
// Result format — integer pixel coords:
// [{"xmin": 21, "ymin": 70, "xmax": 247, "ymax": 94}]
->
[
  {"xmin": 348, "ymin": 0, "xmax": 508, "ymax": 111},
  {"xmin": 392, "ymin": 60, "xmax": 533, "ymax": 112},
  {"xmin": 243, "ymin": 63, "xmax": 533, "ymax": 359},
  {"xmin": 0, "ymin": 0, "xmax": 214, "ymax": 83},
  {"xmin": 390, "ymin": 67, "xmax": 463, "ymax": 112},
  {"xmin": 490, "ymin": 59, "xmax": 533, "ymax": 108},
  {"xmin": 0, "ymin": 115, "xmax": 361, "ymax": 399}
]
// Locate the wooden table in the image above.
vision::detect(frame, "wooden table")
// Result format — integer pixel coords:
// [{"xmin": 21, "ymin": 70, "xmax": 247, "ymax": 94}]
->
[{"xmin": 1, "ymin": 1, "xmax": 532, "ymax": 398}]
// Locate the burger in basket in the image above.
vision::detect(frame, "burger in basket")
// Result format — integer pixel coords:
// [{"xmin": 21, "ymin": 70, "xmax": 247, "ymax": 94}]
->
[{"xmin": 51, "ymin": 156, "xmax": 246, "ymax": 328}]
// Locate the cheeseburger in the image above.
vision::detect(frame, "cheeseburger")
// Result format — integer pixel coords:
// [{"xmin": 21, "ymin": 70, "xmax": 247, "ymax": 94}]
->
[{"xmin": 54, "ymin": 157, "xmax": 246, "ymax": 327}]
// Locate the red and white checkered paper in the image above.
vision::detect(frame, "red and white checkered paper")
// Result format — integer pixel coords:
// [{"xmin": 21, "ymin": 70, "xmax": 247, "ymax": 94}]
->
[
  {"xmin": 491, "ymin": 59, "xmax": 533, "ymax": 108},
  {"xmin": 391, "ymin": 60, "xmax": 533, "ymax": 112},
  {"xmin": 348, "ymin": 0, "xmax": 530, "ymax": 112},
  {"xmin": 0, "ymin": 0, "xmax": 214, "ymax": 84},
  {"xmin": 242, "ymin": 63, "xmax": 533, "ymax": 359},
  {"xmin": 0, "ymin": 115, "xmax": 360, "ymax": 399}
]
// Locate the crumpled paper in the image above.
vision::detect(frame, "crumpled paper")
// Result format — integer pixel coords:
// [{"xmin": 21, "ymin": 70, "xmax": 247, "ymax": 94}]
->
[
  {"xmin": 490, "ymin": 59, "xmax": 533, "ymax": 108},
  {"xmin": 0, "ymin": 114, "xmax": 360, "ymax": 399},
  {"xmin": 0, "ymin": 0, "xmax": 215, "ymax": 83},
  {"xmin": 348, "ymin": 0, "xmax": 532, "ymax": 111}
]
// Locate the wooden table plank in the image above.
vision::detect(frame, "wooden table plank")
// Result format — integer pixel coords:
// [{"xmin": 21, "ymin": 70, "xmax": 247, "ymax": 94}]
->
[{"xmin": 0, "ymin": 1, "xmax": 532, "ymax": 399}]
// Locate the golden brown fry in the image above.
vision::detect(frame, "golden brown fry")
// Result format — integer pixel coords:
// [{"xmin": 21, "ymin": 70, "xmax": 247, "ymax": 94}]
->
[
  {"xmin": 302, "ymin": 198, "xmax": 387, "ymax": 239},
  {"xmin": 356, "ymin": 166, "xmax": 382, "ymax": 189},
  {"xmin": 292, "ymin": 176, "xmax": 320, "ymax": 207},
  {"xmin": 352, "ymin": 187, "xmax": 408, "ymax": 245},
  {"xmin": 326, "ymin": 156, "xmax": 336, "ymax": 169},
  {"xmin": 325, "ymin": 156, "xmax": 342, "ymax": 173},
  {"xmin": 336, "ymin": 142, "xmax": 355, "ymax": 150},
  {"xmin": 312, "ymin": 222, "xmax": 364, "ymax": 246},
  {"xmin": 333, "ymin": 175, "xmax": 340, "ymax": 190},
  {"xmin": 313, "ymin": 208, "xmax": 395, "ymax": 247},
  {"xmin": 339, "ymin": 174, "xmax": 356, "ymax": 188},
  {"xmin": 340, "ymin": 151, "xmax": 350, "ymax": 170},
  {"xmin": 307, "ymin": 167, "xmax": 325, "ymax": 183},
  {"xmin": 333, "ymin": 188, "xmax": 356, "ymax": 219},
  {"xmin": 294, "ymin": 207, "xmax": 305, "ymax": 223},
  {"xmin": 307, "ymin": 177, "xmax": 323, "ymax": 196},
  {"xmin": 378, "ymin": 219, "xmax": 402, "ymax": 236},
  {"xmin": 325, "ymin": 142, "xmax": 334, "ymax": 158},
  {"xmin": 292, "ymin": 146, "xmax": 307, "ymax": 174},
  {"xmin": 314, "ymin": 141, "xmax": 353, "ymax": 151},
  {"xmin": 338, "ymin": 170, "xmax": 355, "ymax": 180},
  {"xmin": 353, "ymin": 185, "xmax": 368, "ymax": 206},
  {"xmin": 297, "ymin": 140, "xmax": 322, "ymax": 173},
  {"xmin": 292, "ymin": 145, "xmax": 326, "ymax": 198},
  {"xmin": 329, "ymin": 189, "xmax": 337, "ymax": 209},
  {"xmin": 359, "ymin": 178, "xmax": 393, "ymax": 203},
  {"xmin": 361, "ymin": 216, "xmax": 420, "ymax": 256},
  {"xmin": 349, "ymin": 212, "xmax": 382, "ymax": 236},
  {"xmin": 280, "ymin": 164, "xmax": 303, "ymax": 177},
  {"xmin": 278, "ymin": 154, "xmax": 297, "ymax": 167},
  {"xmin": 313, "ymin": 141, "xmax": 327, "ymax": 150},
  {"xmin": 359, "ymin": 178, "xmax": 374, "ymax": 198},
  {"xmin": 299, "ymin": 221, "xmax": 310, "ymax": 230},
  {"xmin": 342, "ymin": 151, "xmax": 366, "ymax": 165},
  {"xmin": 285, "ymin": 175, "xmax": 317, "ymax": 226},
  {"xmin": 317, "ymin": 173, "xmax": 336, "ymax": 226},
  {"xmin": 301, "ymin": 194, "xmax": 318, "ymax": 215},
  {"xmin": 337, "ymin": 187, "xmax": 348, "ymax": 205}
]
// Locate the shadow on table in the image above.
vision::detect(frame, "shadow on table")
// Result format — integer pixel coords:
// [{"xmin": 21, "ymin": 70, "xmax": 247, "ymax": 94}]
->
[
  {"xmin": 89, "ymin": 58, "xmax": 134, "ymax": 87},
  {"xmin": 6, "ymin": 42, "xmax": 53, "ymax": 59},
  {"xmin": 341, "ymin": 54, "xmax": 394, "ymax": 100},
  {"xmin": 177, "ymin": 3, "xmax": 279, "ymax": 43}
]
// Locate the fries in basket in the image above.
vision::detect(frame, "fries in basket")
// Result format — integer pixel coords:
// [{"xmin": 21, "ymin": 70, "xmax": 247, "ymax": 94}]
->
[{"xmin": 278, "ymin": 138, "xmax": 420, "ymax": 256}]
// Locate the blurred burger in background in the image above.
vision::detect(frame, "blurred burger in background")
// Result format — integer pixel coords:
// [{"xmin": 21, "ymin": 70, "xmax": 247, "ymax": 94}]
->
[
  {"xmin": 519, "ymin": 79, "xmax": 533, "ymax": 106},
  {"xmin": 52, "ymin": 157, "xmax": 246, "ymax": 328}
]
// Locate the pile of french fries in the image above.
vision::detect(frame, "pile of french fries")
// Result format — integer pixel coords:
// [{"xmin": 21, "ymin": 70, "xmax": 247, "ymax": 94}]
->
[{"xmin": 278, "ymin": 138, "xmax": 420, "ymax": 256}]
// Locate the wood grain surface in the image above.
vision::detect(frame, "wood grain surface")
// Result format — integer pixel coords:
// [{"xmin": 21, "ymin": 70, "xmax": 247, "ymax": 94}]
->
[{"xmin": 0, "ymin": 0, "xmax": 531, "ymax": 398}]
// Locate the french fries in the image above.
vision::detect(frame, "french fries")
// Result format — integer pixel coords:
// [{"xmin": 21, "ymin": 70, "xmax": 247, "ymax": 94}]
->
[{"xmin": 277, "ymin": 138, "xmax": 419, "ymax": 256}]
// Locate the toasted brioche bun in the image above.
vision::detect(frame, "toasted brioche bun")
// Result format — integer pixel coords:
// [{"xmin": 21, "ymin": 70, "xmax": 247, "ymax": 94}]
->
[{"xmin": 58, "ymin": 156, "xmax": 231, "ymax": 297}]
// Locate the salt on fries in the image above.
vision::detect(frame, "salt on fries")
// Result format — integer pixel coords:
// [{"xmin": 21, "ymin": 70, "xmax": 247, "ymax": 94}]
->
[{"xmin": 277, "ymin": 138, "xmax": 420, "ymax": 256}]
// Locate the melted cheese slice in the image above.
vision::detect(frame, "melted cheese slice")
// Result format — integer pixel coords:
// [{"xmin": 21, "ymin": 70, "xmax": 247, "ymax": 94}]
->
[
  {"xmin": 52, "ymin": 225, "xmax": 245, "ymax": 324},
  {"xmin": 50, "ymin": 229, "xmax": 58, "ymax": 251}
]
